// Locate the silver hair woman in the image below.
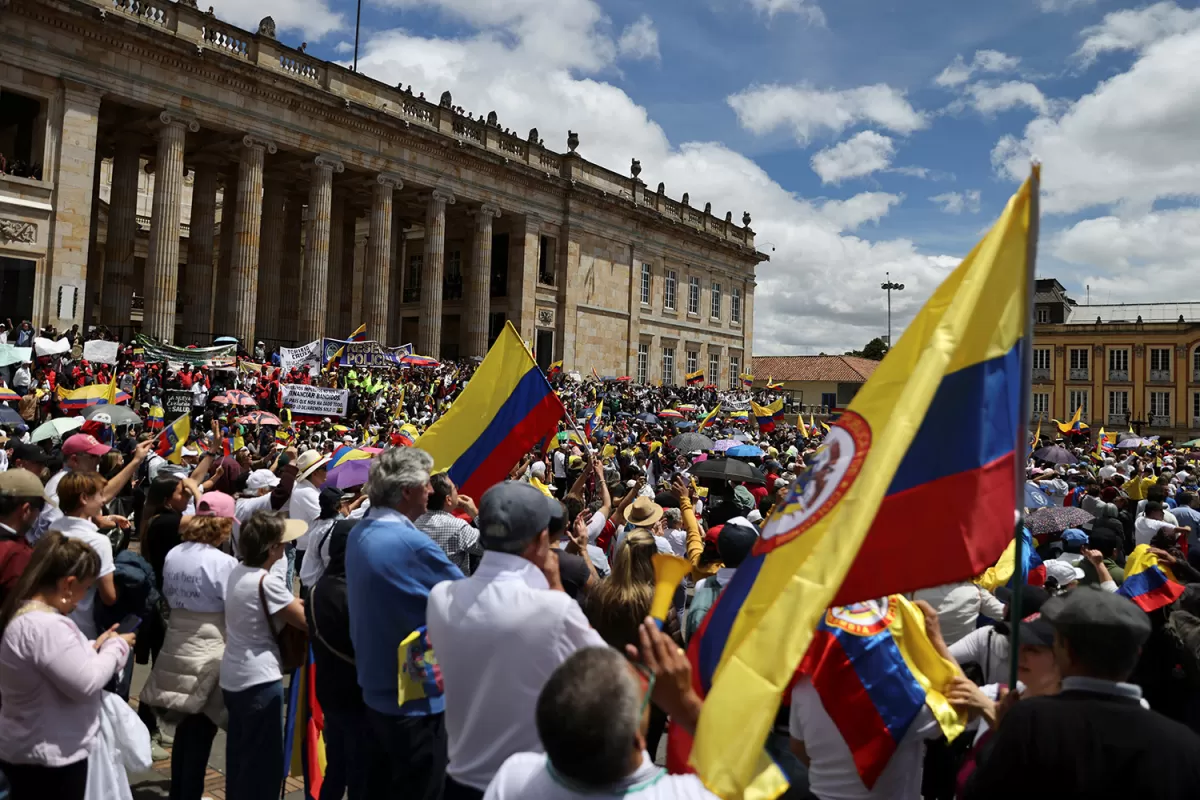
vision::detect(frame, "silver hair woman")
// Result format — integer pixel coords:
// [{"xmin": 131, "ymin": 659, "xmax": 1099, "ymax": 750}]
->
[{"xmin": 366, "ymin": 448, "xmax": 435, "ymax": 521}]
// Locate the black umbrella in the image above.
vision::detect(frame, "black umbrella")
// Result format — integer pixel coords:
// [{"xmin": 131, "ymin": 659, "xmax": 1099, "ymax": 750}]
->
[
  {"xmin": 1033, "ymin": 445, "xmax": 1077, "ymax": 465},
  {"xmin": 1116, "ymin": 431, "xmax": 1141, "ymax": 443},
  {"xmin": 670, "ymin": 432, "xmax": 714, "ymax": 452},
  {"xmin": 635, "ymin": 413, "xmax": 659, "ymax": 424},
  {"xmin": 0, "ymin": 405, "xmax": 28, "ymax": 430},
  {"xmin": 1026, "ymin": 506, "xmax": 1093, "ymax": 537},
  {"xmin": 689, "ymin": 457, "xmax": 766, "ymax": 485}
]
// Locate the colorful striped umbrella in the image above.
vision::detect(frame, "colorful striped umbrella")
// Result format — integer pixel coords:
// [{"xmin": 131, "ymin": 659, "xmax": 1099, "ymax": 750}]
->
[
  {"xmin": 658, "ymin": 410, "xmax": 684, "ymax": 419},
  {"xmin": 238, "ymin": 411, "xmax": 283, "ymax": 426},
  {"xmin": 212, "ymin": 390, "xmax": 256, "ymax": 407},
  {"xmin": 0, "ymin": 387, "xmax": 20, "ymax": 402},
  {"xmin": 328, "ymin": 445, "xmax": 374, "ymax": 470},
  {"xmin": 402, "ymin": 354, "xmax": 440, "ymax": 367}
]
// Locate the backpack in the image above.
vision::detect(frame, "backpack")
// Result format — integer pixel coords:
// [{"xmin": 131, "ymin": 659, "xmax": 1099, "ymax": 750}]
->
[{"xmin": 684, "ymin": 576, "xmax": 725, "ymax": 645}]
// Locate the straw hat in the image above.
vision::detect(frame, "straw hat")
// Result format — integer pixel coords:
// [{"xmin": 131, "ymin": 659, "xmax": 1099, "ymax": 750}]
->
[{"xmin": 624, "ymin": 496, "xmax": 664, "ymax": 527}]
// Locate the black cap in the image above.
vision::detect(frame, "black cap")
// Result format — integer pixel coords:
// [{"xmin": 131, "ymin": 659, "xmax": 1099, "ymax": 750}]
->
[
  {"xmin": 11, "ymin": 442, "xmax": 50, "ymax": 464},
  {"xmin": 478, "ymin": 481, "xmax": 556, "ymax": 550},
  {"xmin": 1042, "ymin": 586, "xmax": 1151, "ymax": 648},
  {"xmin": 994, "ymin": 584, "xmax": 1050, "ymax": 625},
  {"xmin": 1014, "ymin": 613, "xmax": 1057, "ymax": 647},
  {"xmin": 717, "ymin": 520, "xmax": 758, "ymax": 568}
]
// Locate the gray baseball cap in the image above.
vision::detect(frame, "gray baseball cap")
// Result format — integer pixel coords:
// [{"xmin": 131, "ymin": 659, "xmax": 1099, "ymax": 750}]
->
[
  {"xmin": 1042, "ymin": 585, "xmax": 1151, "ymax": 648},
  {"xmin": 478, "ymin": 481, "xmax": 557, "ymax": 551}
]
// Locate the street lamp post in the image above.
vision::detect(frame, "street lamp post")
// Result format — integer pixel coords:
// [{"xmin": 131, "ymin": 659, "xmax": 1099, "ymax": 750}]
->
[{"xmin": 880, "ymin": 272, "xmax": 905, "ymax": 347}]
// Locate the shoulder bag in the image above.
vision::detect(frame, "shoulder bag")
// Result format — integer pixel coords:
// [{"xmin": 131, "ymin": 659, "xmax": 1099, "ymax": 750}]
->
[{"xmin": 258, "ymin": 573, "xmax": 308, "ymax": 673}]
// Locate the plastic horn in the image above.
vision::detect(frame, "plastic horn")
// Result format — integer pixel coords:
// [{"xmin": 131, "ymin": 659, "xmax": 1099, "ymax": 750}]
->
[{"xmin": 649, "ymin": 554, "xmax": 691, "ymax": 629}]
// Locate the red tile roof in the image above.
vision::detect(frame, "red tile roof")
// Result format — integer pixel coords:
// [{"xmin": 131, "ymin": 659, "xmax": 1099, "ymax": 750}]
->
[{"xmin": 751, "ymin": 355, "xmax": 880, "ymax": 383}]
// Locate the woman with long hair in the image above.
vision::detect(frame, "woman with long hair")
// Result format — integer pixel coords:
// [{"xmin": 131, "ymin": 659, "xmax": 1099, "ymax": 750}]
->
[
  {"xmin": 0, "ymin": 533, "xmax": 134, "ymax": 800},
  {"xmin": 140, "ymin": 493, "xmax": 237, "ymax": 800},
  {"xmin": 584, "ymin": 530, "xmax": 657, "ymax": 650}
]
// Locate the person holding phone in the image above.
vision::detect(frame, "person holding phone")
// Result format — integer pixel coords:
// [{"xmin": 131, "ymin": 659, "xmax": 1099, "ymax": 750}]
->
[{"xmin": 0, "ymin": 533, "xmax": 134, "ymax": 800}]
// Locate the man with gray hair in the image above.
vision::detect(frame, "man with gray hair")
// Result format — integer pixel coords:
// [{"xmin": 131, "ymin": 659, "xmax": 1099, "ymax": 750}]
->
[
  {"xmin": 346, "ymin": 447, "xmax": 464, "ymax": 799},
  {"xmin": 427, "ymin": 480, "xmax": 609, "ymax": 800}
]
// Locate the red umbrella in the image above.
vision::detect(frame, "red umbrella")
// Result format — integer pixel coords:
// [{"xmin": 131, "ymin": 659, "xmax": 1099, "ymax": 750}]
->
[
  {"xmin": 616, "ymin": 376, "xmax": 633, "ymax": 382},
  {"xmin": 212, "ymin": 390, "xmax": 256, "ymax": 407},
  {"xmin": 658, "ymin": 410, "xmax": 684, "ymax": 419},
  {"xmin": 238, "ymin": 411, "xmax": 282, "ymax": 426}
]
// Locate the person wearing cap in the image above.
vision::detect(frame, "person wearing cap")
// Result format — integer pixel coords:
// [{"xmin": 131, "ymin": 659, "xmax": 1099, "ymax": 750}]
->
[
  {"xmin": 0, "ymin": 470, "xmax": 45, "ymax": 602},
  {"xmin": 8, "ymin": 442, "xmax": 49, "ymax": 480},
  {"xmin": 219, "ymin": 510, "xmax": 308, "ymax": 800},
  {"xmin": 231, "ymin": 452, "xmax": 299, "ymax": 556},
  {"xmin": 140, "ymin": 491, "xmax": 238, "ymax": 800},
  {"xmin": 344, "ymin": 448, "xmax": 463, "ymax": 799},
  {"xmin": 415, "ymin": 473, "xmax": 483, "ymax": 575},
  {"xmin": 683, "ymin": 519, "xmax": 758, "ymax": 644},
  {"xmin": 288, "ymin": 449, "xmax": 330, "ymax": 577},
  {"xmin": 964, "ymin": 588, "xmax": 1200, "ymax": 799},
  {"xmin": 949, "ymin": 585, "xmax": 1050, "ymax": 687},
  {"xmin": 426, "ymin": 480, "xmax": 607, "ymax": 800}
]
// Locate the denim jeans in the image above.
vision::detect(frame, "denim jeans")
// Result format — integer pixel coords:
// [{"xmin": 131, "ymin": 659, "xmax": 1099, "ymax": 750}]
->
[
  {"xmin": 223, "ymin": 681, "xmax": 284, "ymax": 800},
  {"xmin": 320, "ymin": 707, "xmax": 372, "ymax": 800},
  {"xmin": 169, "ymin": 713, "xmax": 218, "ymax": 800}
]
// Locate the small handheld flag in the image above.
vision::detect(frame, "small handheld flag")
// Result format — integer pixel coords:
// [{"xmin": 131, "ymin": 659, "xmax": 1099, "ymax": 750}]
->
[
  {"xmin": 740, "ymin": 373, "xmax": 754, "ymax": 388},
  {"xmin": 347, "ymin": 324, "xmax": 367, "ymax": 342},
  {"xmin": 547, "ymin": 360, "xmax": 563, "ymax": 378},
  {"xmin": 155, "ymin": 413, "xmax": 192, "ymax": 465},
  {"xmin": 686, "ymin": 369, "xmax": 705, "ymax": 386}
]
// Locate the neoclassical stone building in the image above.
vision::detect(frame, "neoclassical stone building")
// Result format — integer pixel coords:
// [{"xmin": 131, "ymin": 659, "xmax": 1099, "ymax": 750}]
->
[{"xmin": 0, "ymin": 0, "xmax": 766, "ymax": 382}]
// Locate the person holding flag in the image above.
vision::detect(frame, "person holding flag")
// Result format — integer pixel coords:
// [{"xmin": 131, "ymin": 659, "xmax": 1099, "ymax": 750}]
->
[{"xmin": 584, "ymin": 401, "xmax": 603, "ymax": 439}]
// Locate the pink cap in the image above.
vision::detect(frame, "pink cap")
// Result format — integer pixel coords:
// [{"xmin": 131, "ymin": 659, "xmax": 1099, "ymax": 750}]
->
[
  {"xmin": 196, "ymin": 491, "xmax": 235, "ymax": 519},
  {"xmin": 61, "ymin": 433, "xmax": 111, "ymax": 457}
]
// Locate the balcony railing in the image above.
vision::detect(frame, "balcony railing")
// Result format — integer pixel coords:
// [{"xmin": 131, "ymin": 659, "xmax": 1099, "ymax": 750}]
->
[
  {"xmin": 1149, "ymin": 369, "xmax": 1172, "ymax": 383},
  {"xmin": 1107, "ymin": 413, "xmax": 1129, "ymax": 427},
  {"xmin": 1032, "ymin": 368, "xmax": 1051, "ymax": 381},
  {"xmin": 1108, "ymin": 370, "xmax": 1130, "ymax": 382},
  {"xmin": 1031, "ymin": 411, "xmax": 1048, "ymax": 421},
  {"xmin": 1069, "ymin": 368, "xmax": 1089, "ymax": 381},
  {"xmin": 1149, "ymin": 414, "xmax": 1172, "ymax": 428}
]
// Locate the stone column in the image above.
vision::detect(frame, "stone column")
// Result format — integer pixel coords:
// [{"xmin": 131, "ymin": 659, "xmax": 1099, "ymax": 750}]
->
[
  {"xmin": 387, "ymin": 209, "xmax": 405, "ymax": 345},
  {"xmin": 279, "ymin": 192, "xmax": 304, "ymax": 343},
  {"xmin": 143, "ymin": 111, "xmax": 198, "ymax": 342},
  {"xmin": 255, "ymin": 174, "xmax": 287, "ymax": 343},
  {"xmin": 338, "ymin": 211, "xmax": 357, "ymax": 335},
  {"xmin": 100, "ymin": 138, "xmax": 141, "ymax": 329},
  {"xmin": 83, "ymin": 157, "xmax": 103, "ymax": 325},
  {"xmin": 181, "ymin": 158, "xmax": 219, "ymax": 342},
  {"xmin": 226, "ymin": 136, "xmax": 276, "ymax": 347},
  {"xmin": 364, "ymin": 174, "xmax": 402, "ymax": 340},
  {"xmin": 465, "ymin": 203, "xmax": 501, "ymax": 358},
  {"xmin": 299, "ymin": 155, "xmax": 343, "ymax": 342},
  {"xmin": 324, "ymin": 189, "xmax": 345, "ymax": 337},
  {"xmin": 418, "ymin": 189, "xmax": 455, "ymax": 357},
  {"xmin": 212, "ymin": 163, "xmax": 239, "ymax": 335}
]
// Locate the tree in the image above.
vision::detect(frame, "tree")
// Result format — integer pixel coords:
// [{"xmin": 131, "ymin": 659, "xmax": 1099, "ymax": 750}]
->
[{"xmin": 844, "ymin": 337, "xmax": 890, "ymax": 361}]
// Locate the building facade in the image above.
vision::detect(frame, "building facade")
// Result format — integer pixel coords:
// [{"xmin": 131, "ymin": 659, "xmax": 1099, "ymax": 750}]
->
[
  {"xmin": 1032, "ymin": 279, "xmax": 1200, "ymax": 438},
  {"xmin": 750, "ymin": 355, "xmax": 879, "ymax": 414},
  {"xmin": 0, "ymin": 0, "xmax": 765, "ymax": 380}
]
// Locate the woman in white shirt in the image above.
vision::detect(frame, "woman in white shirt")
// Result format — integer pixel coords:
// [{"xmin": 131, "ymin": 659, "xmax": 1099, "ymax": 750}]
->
[
  {"xmin": 219, "ymin": 510, "xmax": 307, "ymax": 800},
  {"xmin": 140, "ymin": 492, "xmax": 238, "ymax": 800},
  {"xmin": 46, "ymin": 471, "xmax": 129, "ymax": 639}
]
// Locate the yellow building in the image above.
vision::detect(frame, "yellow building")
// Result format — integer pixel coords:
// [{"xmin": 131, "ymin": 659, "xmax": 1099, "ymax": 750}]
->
[
  {"xmin": 1032, "ymin": 279, "xmax": 1200, "ymax": 438},
  {"xmin": 750, "ymin": 355, "xmax": 879, "ymax": 414}
]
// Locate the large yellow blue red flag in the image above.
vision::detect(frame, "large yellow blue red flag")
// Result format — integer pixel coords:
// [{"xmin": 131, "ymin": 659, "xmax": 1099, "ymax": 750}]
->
[
  {"xmin": 1053, "ymin": 406, "xmax": 1084, "ymax": 435},
  {"xmin": 416, "ymin": 322, "xmax": 566, "ymax": 498},
  {"xmin": 584, "ymin": 401, "xmax": 603, "ymax": 438},
  {"xmin": 1119, "ymin": 544, "xmax": 1185, "ymax": 612},
  {"xmin": 751, "ymin": 400, "xmax": 776, "ymax": 433},
  {"xmin": 154, "ymin": 413, "xmax": 191, "ymax": 465},
  {"xmin": 56, "ymin": 376, "xmax": 130, "ymax": 410},
  {"xmin": 686, "ymin": 167, "xmax": 1038, "ymax": 796},
  {"xmin": 699, "ymin": 404, "xmax": 721, "ymax": 430}
]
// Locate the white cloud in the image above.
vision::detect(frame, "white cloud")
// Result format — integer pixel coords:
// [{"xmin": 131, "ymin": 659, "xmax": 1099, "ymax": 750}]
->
[
  {"xmin": 1037, "ymin": 0, "xmax": 1096, "ymax": 12},
  {"xmin": 934, "ymin": 49, "xmax": 1021, "ymax": 87},
  {"xmin": 993, "ymin": 26, "xmax": 1200, "ymax": 214},
  {"xmin": 964, "ymin": 81, "xmax": 1050, "ymax": 115},
  {"xmin": 930, "ymin": 190, "xmax": 981, "ymax": 214},
  {"xmin": 1075, "ymin": 1, "xmax": 1200, "ymax": 65},
  {"xmin": 209, "ymin": 0, "xmax": 344, "ymax": 40},
  {"xmin": 617, "ymin": 15, "xmax": 660, "ymax": 61},
  {"xmin": 745, "ymin": 0, "xmax": 825, "ymax": 24},
  {"xmin": 351, "ymin": 0, "xmax": 955, "ymax": 355},
  {"xmin": 810, "ymin": 131, "xmax": 895, "ymax": 184},
  {"xmin": 728, "ymin": 83, "xmax": 927, "ymax": 144}
]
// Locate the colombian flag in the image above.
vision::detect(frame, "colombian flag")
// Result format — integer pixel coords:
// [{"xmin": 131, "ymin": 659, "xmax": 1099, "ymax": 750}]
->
[
  {"xmin": 584, "ymin": 401, "xmax": 603, "ymax": 439},
  {"xmin": 686, "ymin": 369, "xmax": 705, "ymax": 386},
  {"xmin": 146, "ymin": 405, "xmax": 165, "ymax": 432},
  {"xmin": 751, "ymin": 400, "xmax": 775, "ymax": 434},
  {"xmin": 329, "ymin": 445, "xmax": 373, "ymax": 470},
  {"xmin": 547, "ymin": 360, "xmax": 563, "ymax": 378},
  {"xmin": 1119, "ymin": 544, "xmax": 1185, "ymax": 612},
  {"xmin": 728, "ymin": 409, "xmax": 749, "ymax": 421},
  {"xmin": 766, "ymin": 378, "xmax": 783, "ymax": 390},
  {"xmin": 1054, "ymin": 406, "xmax": 1086, "ymax": 435},
  {"xmin": 347, "ymin": 324, "xmax": 367, "ymax": 342},
  {"xmin": 769, "ymin": 398, "xmax": 785, "ymax": 424},
  {"xmin": 416, "ymin": 323, "xmax": 566, "ymax": 498},
  {"xmin": 56, "ymin": 377, "xmax": 130, "ymax": 411},
  {"xmin": 740, "ymin": 373, "xmax": 754, "ymax": 388},
  {"xmin": 684, "ymin": 168, "xmax": 1037, "ymax": 796},
  {"xmin": 155, "ymin": 413, "xmax": 191, "ymax": 465},
  {"xmin": 284, "ymin": 649, "xmax": 326, "ymax": 800},
  {"xmin": 698, "ymin": 405, "xmax": 721, "ymax": 431}
]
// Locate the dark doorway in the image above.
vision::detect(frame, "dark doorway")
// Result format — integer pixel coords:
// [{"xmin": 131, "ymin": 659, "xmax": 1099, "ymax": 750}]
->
[
  {"xmin": 491, "ymin": 233, "xmax": 509, "ymax": 297},
  {"xmin": 535, "ymin": 329, "xmax": 554, "ymax": 372},
  {"xmin": 0, "ymin": 256, "xmax": 36, "ymax": 323}
]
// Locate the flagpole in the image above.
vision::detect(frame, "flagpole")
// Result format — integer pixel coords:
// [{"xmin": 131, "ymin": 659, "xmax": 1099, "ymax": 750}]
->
[{"xmin": 1010, "ymin": 163, "xmax": 1040, "ymax": 691}]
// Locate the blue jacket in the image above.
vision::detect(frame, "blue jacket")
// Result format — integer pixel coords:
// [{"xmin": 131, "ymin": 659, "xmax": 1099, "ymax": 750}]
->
[{"xmin": 345, "ymin": 510, "xmax": 463, "ymax": 716}]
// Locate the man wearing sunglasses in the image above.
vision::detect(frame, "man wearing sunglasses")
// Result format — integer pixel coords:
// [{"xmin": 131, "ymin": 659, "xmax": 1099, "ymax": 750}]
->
[{"xmin": 0, "ymin": 469, "xmax": 47, "ymax": 603}]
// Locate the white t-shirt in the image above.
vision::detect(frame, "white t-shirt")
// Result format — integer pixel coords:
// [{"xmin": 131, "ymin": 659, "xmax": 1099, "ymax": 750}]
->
[
  {"xmin": 219, "ymin": 562, "xmax": 294, "ymax": 692},
  {"xmin": 948, "ymin": 626, "xmax": 1010, "ymax": 687},
  {"xmin": 49, "ymin": 515, "xmax": 114, "ymax": 640},
  {"xmin": 162, "ymin": 542, "xmax": 237, "ymax": 613},
  {"xmin": 30, "ymin": 468, "xmax": 69, "ymax": 543},
  {"xmin": 288, "ymin": 480, "xmax": 321, "ymax": 551},
  {"xmin": 1135, "ymin": 516, "xmax": 1177, "ymax": 547},
  {"xmin": 484, "ymin": 752, "xmax": 714, "ymax": 799},
  {"xmin": 297, "ymin": 518, "xmax": 337, "ymax": 589}
]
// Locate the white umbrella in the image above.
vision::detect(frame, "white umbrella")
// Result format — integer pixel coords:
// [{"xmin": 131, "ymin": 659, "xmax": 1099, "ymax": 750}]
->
[{"xmin": 30, "ymin": 416, "xmax": 84, "ymax": 443}]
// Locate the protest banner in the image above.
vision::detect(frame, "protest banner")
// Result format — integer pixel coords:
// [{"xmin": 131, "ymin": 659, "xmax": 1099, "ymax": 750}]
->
[
  {"xmin": 281, "ymin": 384, "xmax": 349, "ymax": 417},
  {"xmin": 33, "ymin": 337, "xmax": 70, "ymax": 356},
  {"xmin": 280, "ymin": 341, "xmax": 322, "ymax": 375},
  {"xmin": 82, "ymin": 339, "xmax": 120, "ymax": 365},
  {"xmin": 163, "ymin": 389, "xmax": 192, "ymax": 416},
  {"xmin": 320, "ymin": 339, "xmax": 413, "ymax": 368},
  {"xmin": 135, "ymin": 335, "xmax": 237, "ymax": 367},
  {"xmin": 0, "ymin": 344, "xmax": 32, "ymax": 367}
]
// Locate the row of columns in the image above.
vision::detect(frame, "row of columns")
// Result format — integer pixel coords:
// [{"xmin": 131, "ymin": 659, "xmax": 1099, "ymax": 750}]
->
[{"xmin": 94, "ymin": 112, "xmax": 505, "ymax": 358}]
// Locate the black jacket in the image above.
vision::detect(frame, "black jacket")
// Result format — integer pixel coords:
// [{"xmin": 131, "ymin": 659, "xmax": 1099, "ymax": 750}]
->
[{"xmin": 304, "ymin": 519, "xmax": 362, "ymax": 711}]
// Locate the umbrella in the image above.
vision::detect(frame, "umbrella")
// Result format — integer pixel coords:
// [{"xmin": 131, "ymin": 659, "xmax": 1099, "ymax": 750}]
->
[
  {"xmin": 30, "ymin": 416, "xmax": 84, "ymax": 443},
  {"xmin": 212, "ymin": 390, "xmax": 256, "ymax": 407},
  {"xmin": 0, "ymin": 388, "xmax": 19, "ymax": 402},
  {"xmin": 402, "ymin": 354, "xmax": 440, "ymax": 367},
  {"xmin": 1024, "ymin": 482, "xmax": 1052, "ymax": 510},
  {"xmin": 1116, "ymin": 439, "xmax": 1145, "ymax": 449},
  {"xmin": 675, "ymin": 404, "xmax": 699, "ymax": 413},
  {"xmin": 670, "ymin": 432, "xmax": 714, "ymax": 452},
  {"xmin": 81, "ymin": 404, "xmax": 142, "ymax": 427},
  {"xmin": 635, "ymin": 413, "xmax": 659, "ymax": 424},
  {"xmin": 1033, "ymin": 445, "xmax": 1077, "ymax": 465},
  {"xmin": 1180, "ymin": 438, "xmax": 1200, "ymax": 448},
  {"xmin": 0, "ymin": 405, "xmax": 27, "ymax": 430},
  {"xmin": 713, "ymin": 439, "xmax": 739, "ymax": 452},
  {"xmin": 1026, "ymin": 505, "xmax": 1094, "ymax": 537},
  {"xmin": 674, "ymin": 421, "xmax": 696, "ymax": 430},
  {"xmin": 238, "ymin": 411, "xmax": 283, "ymax": 426},
  {"xmin": 615, "ymin": 411, "xmax": 633, "ymax": 419},
  {"xmin": 1116, "ymin": 431, "xmax": 1142, "ymax": 443},
  {"xmin": 616, "ymin": 376, "xmax": 633, "ymax": 382},
  {"xmin": 326, "ymin": 458, "xmax": 372, "ymax": 489},
  {"xmin": 658, "ymin": 410, "xmax": 684, "ymax": 419},
  {"xmin": 732, "ymin": 432, "xmax": 753, "ymax": 442},
  {"xmin": 213, "ymin": 336, "xmax": 239, "ymax": 344},
  {"xmin": 727, "ymin": 444, "xmax": 764, "ymax": 458},
  {"xmin": 688, "ymin": 457, "xmax": 766, "ymax": 485}
]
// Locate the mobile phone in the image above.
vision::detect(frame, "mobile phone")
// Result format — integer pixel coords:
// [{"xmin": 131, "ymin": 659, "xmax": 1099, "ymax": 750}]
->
[{"xmin": 116, "ymin": 614, "xmax": 142, "ymax": 635}]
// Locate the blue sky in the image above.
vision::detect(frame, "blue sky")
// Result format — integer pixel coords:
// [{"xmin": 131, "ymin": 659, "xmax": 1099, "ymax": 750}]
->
[{"xmin": 212, "ymin": 0, "xmax": 1200, "ymax": 353}]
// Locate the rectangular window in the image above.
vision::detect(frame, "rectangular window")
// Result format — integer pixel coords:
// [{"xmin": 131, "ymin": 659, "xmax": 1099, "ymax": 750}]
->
[
  {"xmin": 729, "ymin": 355, "xmax": 741, "ymax": 389},
  {"xmin": 708, "ymin": 353, "xmax": 720, "ymax": 387},
  {"xmin": 686, "ymin": 350, "xmax": 699, "ymax": 374},
  {"xmin": 710, "ymin": 282, "xmax": 722, "ymax": 319},
  {"xmin": 444, "ymin": 250, "xmax": 463, "ymax": 300},
  {"xmin": 1036, "ymin": 307, "xmax": 1050, "ymax": 323},
  {"xmin": 1194, "ymin": 348, "xmax": 1200, "ymax": 381},
  {"xmin": 1032, "ymin": 392, "xmax": 1050, "ymax": 417},
  {"xmin": 664, "ymin": 269, "xmax": 677, "ymax": 311},
  {"xmin": 1069, "ymin": 348, "xmax": 1089, "ymax": 371},
  {"xmin": 1194, "ymin": 392, "xmax": 1200, "ymax": 422},
  {"xmin": 403, "ymin": 253, "xmax": 423, "ymax": 303},
  {"xmin": 538, "ymin": 235, "xmax": 557, "ymax": 286},
  {"xmin": 1150, "ymin": 391, "xmax": 1170, "ymax": 418},
  {"xmin": 662, "ymin": 347, "xmax": 675, "ymax": 385},
  {"xmin": 1150, "ymin": 347, "xmax": 1172, "ymax": 372},
  {"xmin": 731, "ymin": 288, "xmax": 742, "ymax": 324},
  {"xmin": 1032, "ymin": 348, "xmax": 1051, "ymax": 371},
  {"xmin": 640, "ymin": 263, "xmax": 651, "ymax": 306},
  {"xmin": 0, "ymin": 90, "xmax": 47, "ymax": 177},
  {"xmin": 1108, "ymin": 348, "xmax": 1129, "ymax": 376},
  {"xmin": 687, "ymin": 276, "xmax": 700, "ymax": 315},
  {"xmin": 637, "ymin": 343, "xmax": 648, "ymax": 384},
  {"xmin": 1108, "ymin": 390, "xmax": 1129, "ymax": 416},
  {"xmin": 1068, "ymin": 390, "xmax": 1089, "ymax": 421}
]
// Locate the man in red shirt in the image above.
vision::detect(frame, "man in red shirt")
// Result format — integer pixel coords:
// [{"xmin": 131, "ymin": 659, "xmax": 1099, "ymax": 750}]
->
[{"xmin": 0, "ymin": 469, "xmax": 45, "ymax": 602}]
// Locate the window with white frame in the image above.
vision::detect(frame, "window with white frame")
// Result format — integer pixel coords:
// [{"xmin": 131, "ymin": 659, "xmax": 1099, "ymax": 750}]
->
[
  {"xmin": 686, "ymin": 350, "xmax": 699, "ymax": 375},
  {"xmin": 708, "ymin": 353, "xmax": 720, "ymax": 386},
  {"xmin": 1032, "ymin": 348, "xmax": 1051, "ymax": 371},
  {"xmin": 664, "ymin": 269, "xmax": 677, "ymax": 311},
  {"xmin": 688, "ymin": 276, "xmax": 700, "ymax": 315},
  {"xmin": 1108, "ymin": 348, "xmax": 1129, "ymax": 376},
  {"xmin": 640, "ymin": 263, "xmax": 651, "ymax": 305},
  {"xmin": 1109, "ymin": 390, "xmax": 1129, "ymax": 417},
  {"xmin": 662, "ymin": 347, "xmax": 675, "ymax": 385},
  {"xmin": 731, "ymin": 288, "xmax": 742, "ymax": 324},
  {"xmin": 730, "ymin": 355, "xmax": 741, "ymax": 388},
  {"xmin": 1150, "ymin": 391, "xmax": 1170, "ymax": 419},
  {"xmin": 1150, "ymin": 347, "xmax": 1172, "ymax": 379},
  {"xmin": 710, "ymin": 282, "xmax": 722, "ymax": 319},
  {"xmin": 1036, "ymin": 307, "xmax": 1050, "ymax": 323},
  {"xmin": 1032, "ymin": 392, "xmax": 1049, "ymax": 418},
  {"xmin": 1069, "ymin": 348, "xmax": 1089, "ymax": 371},
  {"xmin": 1068, "ymin": 390, "xmax": 1089, "ymax": 421},
  {"xmin": 637, "ymin": 343, "xmax": 648, "ymax": 384}
]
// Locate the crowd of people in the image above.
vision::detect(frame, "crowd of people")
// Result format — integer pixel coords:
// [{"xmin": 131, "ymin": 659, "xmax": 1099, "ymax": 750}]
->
[{"xmin": 1, "ymin": 323, "xmax": 1200, "ymax": 800}]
